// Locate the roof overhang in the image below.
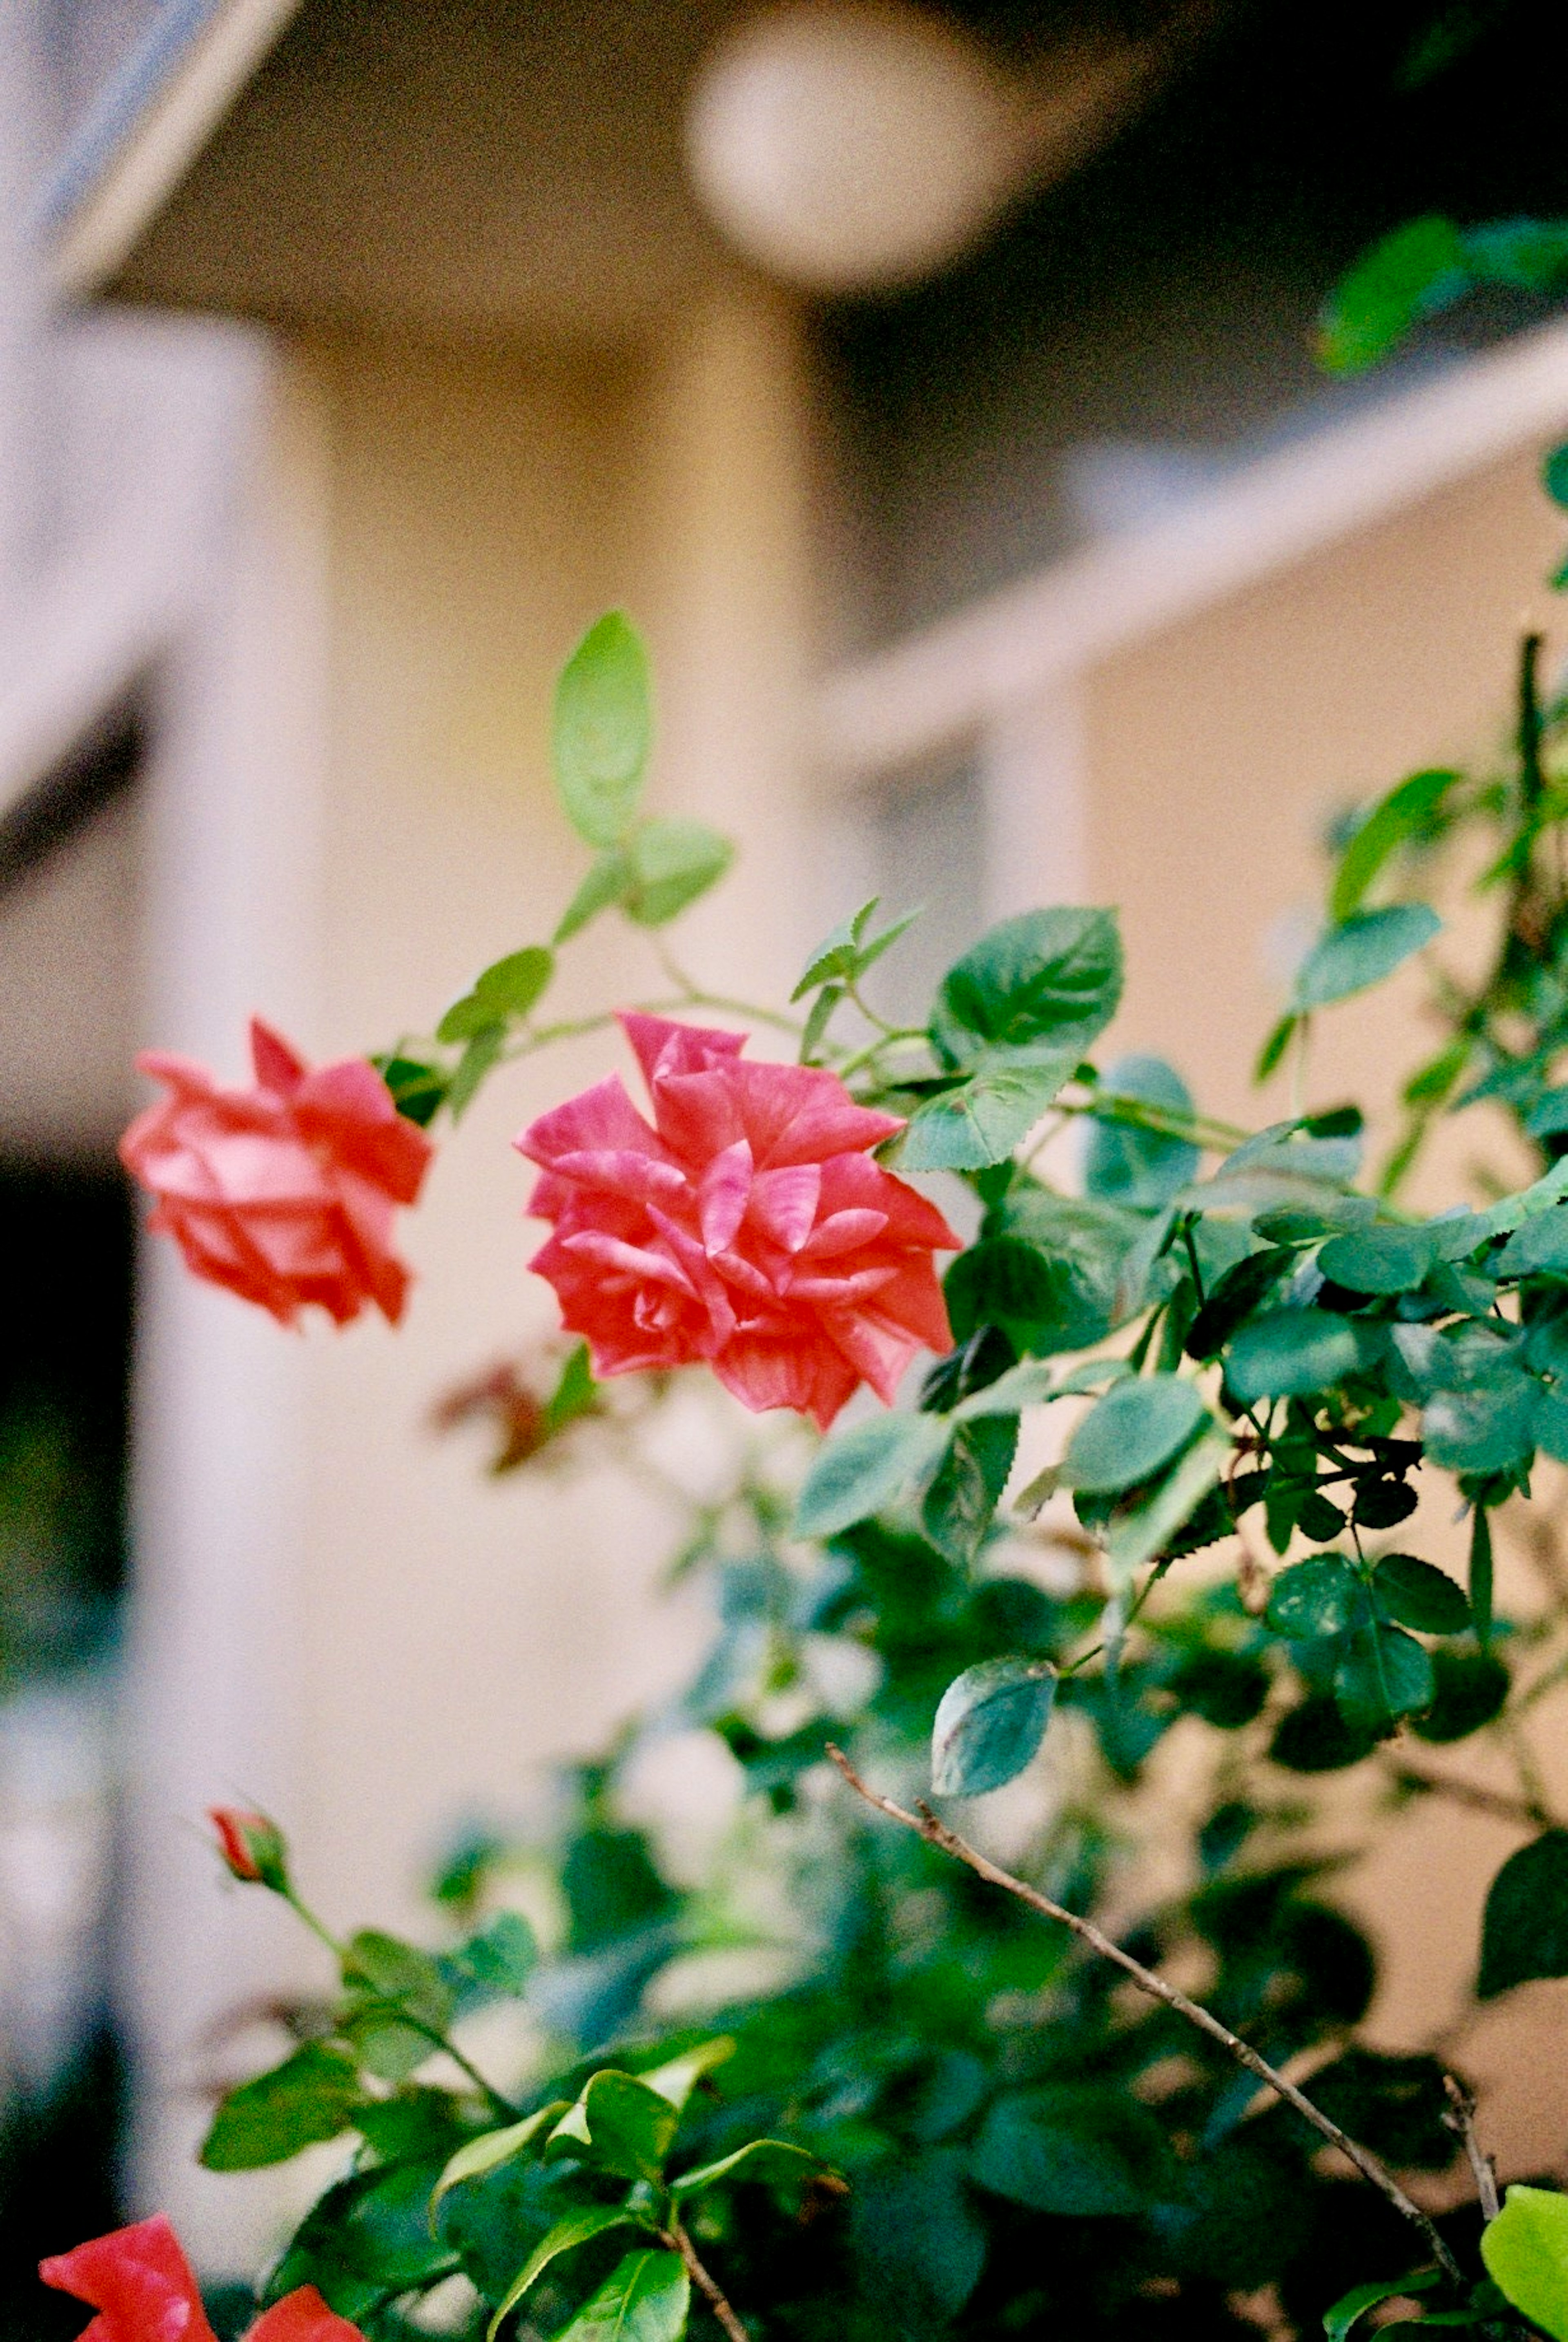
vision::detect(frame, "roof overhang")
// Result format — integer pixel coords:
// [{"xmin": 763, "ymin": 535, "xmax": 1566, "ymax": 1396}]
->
[{"xmin": 38, "ymin": 0, "xmax": 305, "ymax": 298}]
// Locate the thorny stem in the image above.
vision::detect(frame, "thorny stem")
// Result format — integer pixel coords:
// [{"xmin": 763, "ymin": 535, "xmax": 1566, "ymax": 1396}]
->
[
  {"xmin": 825, "ymin": 1746, "xmax": 1465, "ymax": 2287},
  {"xmin": 664, "ymin": 2216, "xmax": 753, "ymax": 2342}
]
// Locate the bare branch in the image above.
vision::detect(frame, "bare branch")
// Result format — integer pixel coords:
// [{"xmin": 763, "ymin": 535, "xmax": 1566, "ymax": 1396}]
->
[
  {"xmin": 1443, "ymin": 2076, "xmax": 1500, "ymax": 2223},
  {"xmin": 665, "ymin": 2217, "xmax": 752, "ymax": 2342},
  {"xmin": 1384, "ymin": 1762, "xmax": 1554, "ymax": 1833},
  {"xmin": 826, "ymin": 1743, "xmax": 1463, "ymax": 2287}
]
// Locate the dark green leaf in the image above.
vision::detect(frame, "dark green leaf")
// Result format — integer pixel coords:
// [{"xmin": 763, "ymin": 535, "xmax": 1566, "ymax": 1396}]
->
[
  {"xmin": 1270, "ymin": 1695, "xmax": 1377, "ymax": 1772},
  {"xmin": 1334, "ymin": 1623, "xmax": 1434, "ymax": 1731},
  {"xmin": 1297, "ymin": 1489, "xmax": 1348, "ymax": 1541},
  {"xmin": 1083, "ymin": 1054, "xmax": 1200, "ymax": 1208},
  {"xmin": 969, "ymin": 2088, "xmax": 1173, "ymax": 2215},
  {"xmin": 1481, "ymin": 2184, "xmax": 1568, "ymax": 2340},
  {"xmin": 1063, "ymin": 1373, "xmax": 1206, "ymax": 1494},
  {"xmin": 1255, "ymin": 1013, "xmax": 1297, "ymax": 1083},
  {"xmin": 1317, "ymin": 214, "xmax": 1468, "ymax": 373},
  {"xmin": 851, "ymin": 2146, "xmax": 987, "ymax": 2326},
  {"xmin": 922, "ymin": 1416, "xmax": 1018, "ymax": 1563},
  {"xmin": 1479, "ymin": 1832, "xmax": 1568, "ymax": 1998},
  {"xmin": 373, "ymin": 1054, "xmax": 448, "ymax": 1128},
  {"xmin": 931, "ymin": 907, "xmax": 1122, "ymax": 1064},
  {"xmin": 1267, "ymin": 1554, "xmax": 1366, "ymax": 1640},
  {"xmin": 1293, "ymin": 905, "xmax": 1441, "ymax": 1009},
  {"xmin": 547, "ymin": 2070, "xmax": 680, "ymax": 2183},
  {"xmin": 793, "ymin": 1412, "xmax": 948, "ymax": 1539},
  {"xmin": 623, "ymin": 818, "xmax": 733, "ymax": 926},
  {"xmin": 1546, "ymin": 447, "xmax": 1568, "ymax": 514},
  {"xmin": 1352, "ymin": 1477, "xmax": 1418, "ymax": 1529},
  {"xmin": 1422, "ymin": 1379, "xmax": 1540, "ymax": 1475},
  {"xmin": 931, "ymin": 1657, "xmax": 1056, "ymax": 1796},
  {"xmin": 1106, "ymin": 1428, "xmax": 1230, "ymax": 1576},
  {"xmin": 1411, "ymin": 1647, "xmax": 1509, "ymax": 1742},
  {"xmin": 200, "ymin": 2041, "xmax": 365, "ymax": 2172},
  {"xmin": 1323, "ymin": 2269, "xmax": 1443, "ymax": 2342},
  {"xmin": 671, "ymin": 2139, "xmax": 825, "ymax": 2201},
  {"xmin": 552, "ymin": 612, "xmax": 651, "ymax": 848},
  {"xmin": 1372, "ymin": 1554, "xmax": 1470, "ymax": 1634},
  {"xmin": 1498, "ymin": 1207, "xmax": 1568, "ymax": 1277}
]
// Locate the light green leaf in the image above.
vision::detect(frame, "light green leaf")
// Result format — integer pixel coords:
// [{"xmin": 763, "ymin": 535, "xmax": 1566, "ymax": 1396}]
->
[
  {"xmin": 624, "ymin": 819, "xmax": 733, "ymax": 926},
  {"xmin": 951, "ymin": 1360, "xmax": 1060, "ymax": 1419},
  {"xmin": 671, "ymin": 2138, "xmax": 826, "ymax": 2201},
  {"xmin": 1330, "ymin": 770, "xmax": 1455, "ymax": 923},
  {"xmin": 552, "ymin": 2249, "xmax": 690, "ymax": 2342},
  {"xmin": 638, "ymin": 2036, "xmax": 734, "ymax": 2113},
  {"xmin": 898, "ymin": 1053, "xmax": 1076, "ymax": 1172},
  {"xmin": 1321, "ymin": 2268, "xmax": 1442, "ymax": 2341},
  {"xmin": 556, "ymin": 849, "xmax": 635, "ymax": 943},
  {"xmin": 1293, "ymin": 905, "xmax": 1441, "ymax": 1011},
  {"xmin": 1083, "ymin": 1055, "xmax": 1200, "ymax": 1210},
  {"xmin": 486, "ymin": 2209, "xmax": 651, "ymax": 2341},
  {"xmin": 1317, "ymin": 214, "xmax": 1468, "ymax": 373},
  {"xmin": 447, "ymin": 1025, "xmax": 507, "ymax": 1122},
  {"xmin": 1105, "ymin": 1426, "xmax": 1229, "ymax": 1579},
  {"xmin": 931, "ymin": 1657, "xmax": 1056, "ymax": 1796},
  {"xmin": 1483, "ymin": 2186, "xmax": 1568, "ymax": 2338},
  {"xmin": 437, "ymin": 946, "xmax": 554, "ymax": 1042},
  {"xmin": 431, "ymin": 2101, "xmax": 569, "ymax": 2219},
  {"xmin": 793, "ymin": 1411, "xmax": 949, "ymax": 1539},
  {"xmin": 553, "ymin": 612, "xmax": 652, "ymax": 848},
  {"xmin": 199, "ymin": 2041, "xmax": 365, "ymax": 2172},
  {"xmin": 1062, "ymin": 1373, "xmax": 1207, "ymax": 1494}
]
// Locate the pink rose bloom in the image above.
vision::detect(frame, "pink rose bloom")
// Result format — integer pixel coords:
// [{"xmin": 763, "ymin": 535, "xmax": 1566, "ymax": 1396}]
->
[
  {"xmin": 515, "ymin": 1014, "xmax": 959, "ymax": 1429},
  {"xmin": 120, "ymin": 1020, "xmax": 432, "ymax": 1328},
  {"xmin": 40, "ymin": 2213, "xmax": 364, "ymax": 2340}
]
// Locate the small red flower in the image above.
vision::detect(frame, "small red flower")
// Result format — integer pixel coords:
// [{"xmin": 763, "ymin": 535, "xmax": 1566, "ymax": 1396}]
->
[
  {"xmin": 40, "ymin": 2214, "xmax": 364, "ymax": 2341},
  {"xmin": 515, "ymin": 1015, "xmax": 960, "ymax": 1429},
  {"xmin": 210, "ymin": 1807, "xmax": 288, "ymax": 1890},
  {"xmin": 120, "ymin": 1020, "xmax": 432, "ymax": 1328}
]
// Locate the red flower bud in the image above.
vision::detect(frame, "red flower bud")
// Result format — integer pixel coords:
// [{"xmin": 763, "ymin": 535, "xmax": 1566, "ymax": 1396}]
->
[{"xmin": 210, "ymin": 1807, "xmax": 290, "ymax": 1892}]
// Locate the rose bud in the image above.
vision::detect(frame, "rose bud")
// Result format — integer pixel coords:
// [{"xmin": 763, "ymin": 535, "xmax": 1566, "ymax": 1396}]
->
[
  {"xmin": 210, "ymin": 1807, "xmax": 290, "ymax": 1893},
  {"xmin": 516, "ymin": 1014, "xmax": 960, "ymax": 1429}
]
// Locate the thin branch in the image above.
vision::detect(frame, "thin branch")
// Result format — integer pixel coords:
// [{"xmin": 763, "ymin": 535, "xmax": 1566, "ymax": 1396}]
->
[
  {"xmin": 1383, "ymin": 1761, "xmax": 1555, "ymax": 1834},
  {"xmin": 825, "ymin": 1745, "xmax": 1464, "ymax": 2287},
  {"xmin": 665, "ymin": 2217, "xmax": 752, "ymax": 2342},
  {"xmin": 1443, "ymin": 2076, "xmax": 1500, "ymax": 2223}
]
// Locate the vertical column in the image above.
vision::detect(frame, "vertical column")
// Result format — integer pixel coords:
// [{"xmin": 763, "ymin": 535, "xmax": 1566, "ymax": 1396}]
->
[
  {"xmin": 125, "ymin": 345, "xmax": 332, "ymax": 2268},
  {"xmin": 0, "ymin": 0, "xmax": 45, "ymax": 612}
]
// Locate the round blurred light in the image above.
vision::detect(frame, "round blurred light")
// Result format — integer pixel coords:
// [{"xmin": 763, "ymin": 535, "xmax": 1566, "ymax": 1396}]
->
[{"xmin": 685, "ymin": 2, "xmax": 1035, "ymax": 296}]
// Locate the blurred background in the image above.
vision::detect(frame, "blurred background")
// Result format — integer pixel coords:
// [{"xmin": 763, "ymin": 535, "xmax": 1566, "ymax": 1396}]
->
[{"xmin": 4, "ymin": 0, "xmax": 1568, "ymax": 2322}]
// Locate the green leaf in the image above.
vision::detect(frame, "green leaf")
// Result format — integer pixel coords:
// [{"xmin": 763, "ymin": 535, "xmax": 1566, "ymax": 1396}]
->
[
  {"xmin": 1372, "ymin": 1554, "xmax": 1470, "ymax": 1634},
  {"xmin": 671, "ymin": 2139, "xmax": 826, "ymax": 2201},
  {"xmin": 1330, "ymin": 770, "xmax": 1456, "ymax": 923},
  {"xmin": 793, "ymin": 1411, "xmax": 948, "ymax": 1539},
  {"xmin": 547, "ymin": 2069, "xmax": 681, "ymax": 2182},
  {"xmin": 970, "ymin": 2088, "xmax": 1173, "ymax": 2216},
  {"xmin": 1227, "ymin": 1308, "xmax": 1378, "ymax": 1401},
  {"xmin": 437, "ymin": 946, "xmax": 554, "ymax": 1042},
  {"xmin": 623, "ymin": 819, "xmax": 733, "ymax": 926},
  {"xmin": 1546, "ymin": 444, "xmax": 1568, "ymax": 514},
  {"xmin": 932, "ymin": 907, "xmax": 1122, "ymax": 1064},
  {"xmin": 1482, "ymin": 2186, "xmax": 1568, "ymax": 2339},
  {"xmin": 1470, "ymin": 1506, "xmax": 1495, "ymax": 1649},
  {"xmin": 553, "ymin": 612, "xmax": 652, "ymax": 848},
  {"xmin": 1267, "ymin": 1554, "xmax": 1367, "ymax": 1640},
  {"xmin": 486, "ymin": 2206, "xmax": 648, "ymax": 2340},
  {"xmin": 443, "ymin": 1911, "xmax": 537, "ymax": 2005},
  {"xmin": 1322, "ymin": 2268, "xmax": 1442, "ymax": 2341},
  {"xmin": 1105, "ymin": 1426, "xmax": 1229, "ymax": 1578},
  {"xmin": 1317, "ymin": 214, "xmax": 1469, "ymax": 373},
  {"xmin": 1083, "ymin": 1055, "xmax": 1200, "ymax": 1209},
  {"xmin": 898, "ymin": 1054, "xmax": 1076, "ymax": 1172},
  {"xmin": 1255, "ymin": 1013, "xmax": 1297, "ymax": 1083},
  {"xmin": 791, "ymin": 896, "xmax": 918, "ymax": 999},
  {"xmin": 373, "ymin": 1053, "xmax": 449, "ymax": 1128},
  {"xmin": 1334, "ymin": 1623, "xmax": 1435, "ymax": 1732},
  {"xmin": 447, "ymin": 1025, "xmax": 507, "ymax": 1122},
  {"xmin": 556, "ymin": 848, "xmax": 635, "ymax": 943},
  {"xmin": 637, "ymin": 2037, "xmax": 733, "ymax": 2114},
  {"xmin": 200, "ymin": 2041, "xmax": 366, "ymax": 2172},
  {"xmin": 1479, "ymin": 1831, "xmax": 1568, "ymax": 1998},
  {"xmin": 1412, "ymin": 1646, "xmax": 1508, "ymax": 1743},
  {"xmin": 553, "ymin": 2250, "xmax": 690, "ymax": 2342},
  {"xmin": 1422, "ymin": 1378, "xmax": 1540, "ymax": 1475},
  {"xmin": 922, "ymin": 1416, "xmax": 1018, "ymax": 1563},
  {"xmin": 950, "ymin": 1359, "xmax": 1060, "ymax": 1419},
  {"xmin": 431, "ymin": 2101, "xmax": 569, "ymax": 2218},
  {"xmin": 343, "ymin": 1930, "xmax": 454, "ymax": 2029},
  {"xmin": 1497, "ymin": 1206, "xmax": 1568, "ymax": 1276},
  {"xmin": 931, "ymin": 1657, "xmax": 1056, "ymax": 1796},
  {"xmin": 851, "ymin": 2146, "xmax": 987, "ymax": 2326},
  {"xmin": 1062, "ymin": 1373, "xmax": 1206, "ymax": 1494},
  {"xmin": 1318, "ymin": 1223, "xmax": 1436, "ymax": 1294},
  {"xmin": 1293, "ymin": 905, "xmax": 1441, "ymax": 1010}
]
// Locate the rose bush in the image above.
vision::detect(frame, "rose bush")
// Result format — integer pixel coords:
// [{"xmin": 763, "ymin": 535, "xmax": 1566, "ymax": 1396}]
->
[{"xmin": 82, "ymin": 588, "xmax": 1568, "ymax": 2342}]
